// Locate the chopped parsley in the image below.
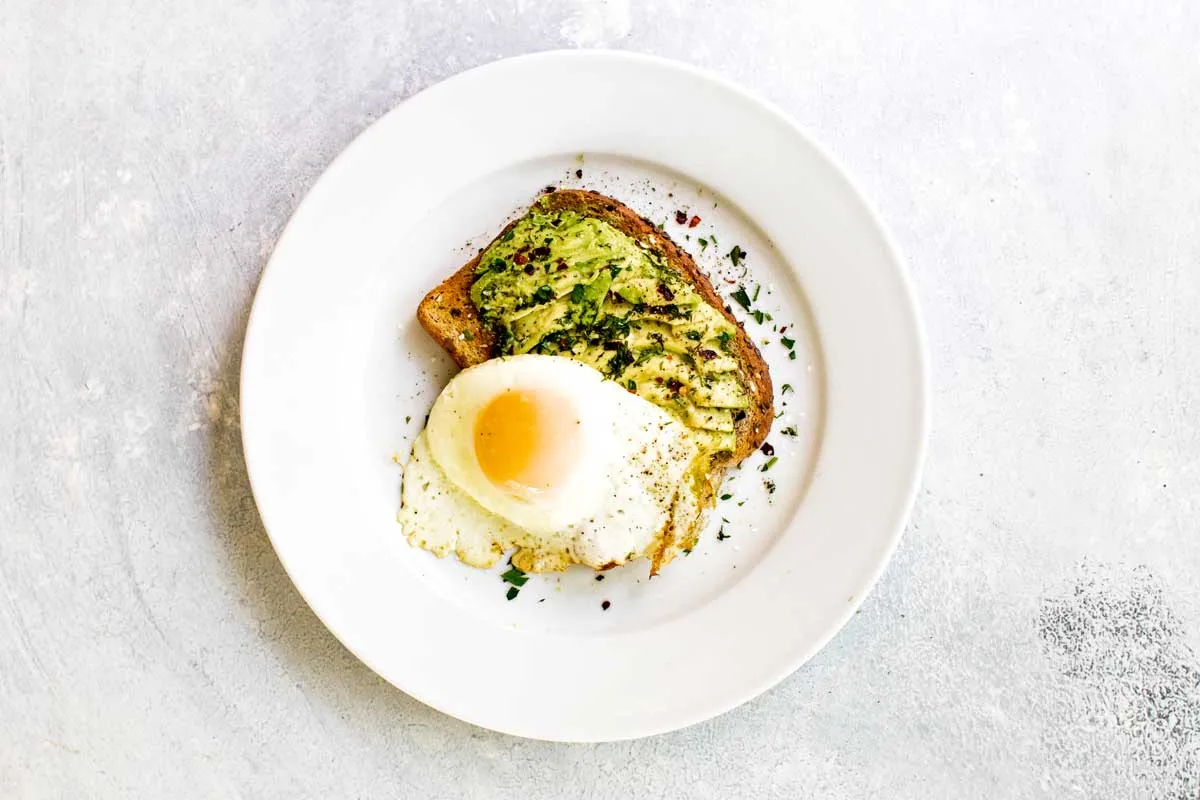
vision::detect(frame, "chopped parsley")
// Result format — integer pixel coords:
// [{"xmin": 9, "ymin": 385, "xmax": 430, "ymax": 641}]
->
[
  {"xmin": 752, "ymin": 310, "xmax": 766, "ymax": 325},
  {"xmin": 781, "ymin": 383, "xmax": 793, "ymax": 394},
  {"xmin": 501, "ymin": 567, "xmax": 528, "ymax": 587},
  {"xmin": 531, "ymin": 284, "xmax": 554, "ymax": 305},
  {"xmin": 731, "ymin": 286, "xmax": 752, "ymax": 311},
  {"xmin": 789, "ymin": 351, "xmax": 797, "ymax": 361},
  {"xmin": 506, "ymin": 586, "xmax": 519, "ymax": 601},
  {"xmin": 781, "ymin": 335, "xmax": 796, "ymax": 350},
  {"xmin": 717, "ymin": 330, "xmax": 733, "ymax": 352},
  {"xmin": 781, "ymin": 426, "xmax": 798, "ymax": 437},
  {"xmin": 759, "ymin": 456, "xmax": 778, "ymax": 472},
  {"xmin": 752, "ymin": 284, "xmax": 761, "ymax": 302},
  {"xmin": 698, "ymin": 236, "xmax": 709, "ymax": 252},
  {"xmin": 716, "ymin": 526, "xmax": 731, "ymax": 541},
  {"xmin": 729, "ymin": 245, "xmax": 747, "ymax": 267},
  {"xmin": 764, "ymin": 479, "xmax": 776, "ymax": 495},
  {"xmin": 606, "ymin": 344, "xmax": 635, "ymax": 377},
  {"xmin": 720, "ymin": 493, "xmax": 732, "ymax": 501}
]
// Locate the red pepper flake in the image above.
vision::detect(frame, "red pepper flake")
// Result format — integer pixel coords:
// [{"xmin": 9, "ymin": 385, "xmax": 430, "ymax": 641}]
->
[
  {"xmin": 657, "ymin": 283, "xmax": 675, "ymax": 301},
  {"xmin": 761, "ymin": 441, "xmax": 775, "ymax": 456},
  {"xmin": 688, "ymin": 215, "xmax": 701, "ymax": 228},
  {"xmin": 513, "ymin": 253, "xmax": 528, "ymax": 265},
  {"xmin": 698, "ymin": 349, "xmax": 717, "ymax": 361},
  {"xmin": 674, "ymin": 210, "xmax": 688, "ymax": 225}
]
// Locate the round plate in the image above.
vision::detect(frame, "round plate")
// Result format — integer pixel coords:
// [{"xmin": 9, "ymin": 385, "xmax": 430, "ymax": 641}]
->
[{"xmin": 241, "ymin": 51, "xmax": 928, "ymax": 742}]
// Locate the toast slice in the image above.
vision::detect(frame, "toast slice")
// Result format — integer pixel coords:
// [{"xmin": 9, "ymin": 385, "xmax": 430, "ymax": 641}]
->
[{"xmin": 417, "ymin": 189, "xmax": 774, "ymax": 469}]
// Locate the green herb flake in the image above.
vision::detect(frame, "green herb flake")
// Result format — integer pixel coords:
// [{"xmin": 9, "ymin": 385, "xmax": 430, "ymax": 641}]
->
[
  {"xmin": 781, "ymin": 335, "xmax": 796, "ymax": 349},
  {"xmin": 781, "ymin": 383, "xmax": 793, "ymax": 394},
  {"xmin": 404, "ymin": 416, "xmax": 411, "ymax": 424},
  {"xmin": 570, "ymin": 283, "xmax": 586, "ymax": 304},
  {"xmin": 759, "ymin": 456, "xmax": 778, "ymax": 472},
  {"xmin": 717, "ymin": 330, "xmax": 733, "ymax": 352},
  {"xmin": 626, "ymin": 379, "xmax": 637, "ymax": 391},
  {"xmin": 764, "ymin": 479, "xmax": 776, "ymax": 495},
  {"xmin": 752, "ymin": 284, "xmax": 761, "ymax": 302},
  {"xmin": 781, "ymin": 426, "xmax": 798, "ymax": 437},
  {"xmin": 789, "ymin": 350, "xmax": 797, "ymax": 361},
  {"xmin": 729, "ymin": 245, "xmax": 747, "ymax": 267},
  {"xmin": 720, "ymin": 493, "xmax": 732, "ymax": 501},
  {"xmin": 731, "ymin": 286, "xmax": 752, "ymax": 311},
  {"xmin": 698, "ymin": 236, "xmax": 709, "ymax": 252},
  {"xmin": 501, "ymin": 567, "xmax": 528, "ymax": 587},
  {"xmin": 752, "ymin": 310, "xmax": 765, "ymax": 325},
  {"xmin": 462, "ymin": 330, "xmax": 474, "ymax": 341},
  {"xmin": 716, "ymin": 526, "xmax": 731, "ymax": 541},
  {"xmin": 505, "ymin": 586, "xmax": 520, "ymax": 601}
]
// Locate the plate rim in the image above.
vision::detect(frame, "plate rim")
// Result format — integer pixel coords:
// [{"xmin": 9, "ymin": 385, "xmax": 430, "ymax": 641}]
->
[{"xmin": 240, "ymin": 48, "xmax": 930, "ymax": 741}]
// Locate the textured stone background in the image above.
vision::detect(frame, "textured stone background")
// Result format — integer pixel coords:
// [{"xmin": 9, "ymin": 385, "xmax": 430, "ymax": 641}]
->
[{"xmin": 2, "ymin": 1, "xmax": 1199, "ymax": 797}]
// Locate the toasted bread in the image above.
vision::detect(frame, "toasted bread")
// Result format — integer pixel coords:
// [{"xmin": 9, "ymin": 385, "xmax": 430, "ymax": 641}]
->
[{"xmin": 418, "ymin": 189, "xmax": 774, "ymax": 470}]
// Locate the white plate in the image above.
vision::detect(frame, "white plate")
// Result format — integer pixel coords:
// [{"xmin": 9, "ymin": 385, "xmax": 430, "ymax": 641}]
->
[{"xmin": 241, "ymin": 51, "xmax": 928, "ymax": 742}]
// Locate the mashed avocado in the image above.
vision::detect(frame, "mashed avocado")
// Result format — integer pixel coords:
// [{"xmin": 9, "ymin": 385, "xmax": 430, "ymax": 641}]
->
[{"xmin": 470, "ymin": 203, "xmax": 749, "ymax": 455}]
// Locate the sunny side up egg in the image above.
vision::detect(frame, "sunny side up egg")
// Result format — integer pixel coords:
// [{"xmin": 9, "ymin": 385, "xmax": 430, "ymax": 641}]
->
[{"xmin": 398, "ymin": 354, "xmax": 704, "ymax": 573}]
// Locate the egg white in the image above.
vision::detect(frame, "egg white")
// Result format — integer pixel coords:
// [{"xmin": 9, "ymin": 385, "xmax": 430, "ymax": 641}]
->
[
  {"xmin": 425, "ymin": 355, "xmax": 613, "ymax": 537},
  {"xmin": 399, "ymin": 355, "xmax": 704, "ymax": 572}
]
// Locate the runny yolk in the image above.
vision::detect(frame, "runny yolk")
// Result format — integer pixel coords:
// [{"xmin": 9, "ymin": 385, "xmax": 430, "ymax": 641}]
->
[{"xmin": 474, "ymin": 389, "xmax": 580, "ymax": 495}]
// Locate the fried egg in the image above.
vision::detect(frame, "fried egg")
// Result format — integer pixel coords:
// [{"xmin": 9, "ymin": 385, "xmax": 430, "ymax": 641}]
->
[{"xmin": 398, "ymin": 355, "xmax": 703, "ymax": 572}]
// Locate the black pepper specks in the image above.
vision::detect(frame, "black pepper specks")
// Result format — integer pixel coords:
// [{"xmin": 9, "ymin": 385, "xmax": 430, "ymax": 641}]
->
[{"xmin": 601, "ymin": 600, "xmax": 611, "ymax": 611}]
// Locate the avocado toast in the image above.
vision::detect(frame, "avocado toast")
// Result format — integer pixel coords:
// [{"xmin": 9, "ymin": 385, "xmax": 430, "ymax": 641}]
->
[{"xmin": 417, "ymin": 189, "xmax": 774, "ymax": 570}]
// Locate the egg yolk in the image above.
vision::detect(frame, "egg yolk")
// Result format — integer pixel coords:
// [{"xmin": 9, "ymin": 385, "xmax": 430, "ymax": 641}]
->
[{"xmin": 474, "ymin": 389, "xmax": 581, "ymax": 496}]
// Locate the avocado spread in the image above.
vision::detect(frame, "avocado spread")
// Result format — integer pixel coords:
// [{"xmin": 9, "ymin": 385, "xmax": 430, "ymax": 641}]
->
[{"xmin": 470, "ymin": 203, "xmax": 749, "ymax": 455}]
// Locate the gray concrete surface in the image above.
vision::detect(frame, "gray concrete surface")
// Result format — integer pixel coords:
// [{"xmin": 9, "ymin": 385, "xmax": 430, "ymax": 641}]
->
[{"xmin": 2, "ymin": 1, "xmax": 1199, "ymax": 797}]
